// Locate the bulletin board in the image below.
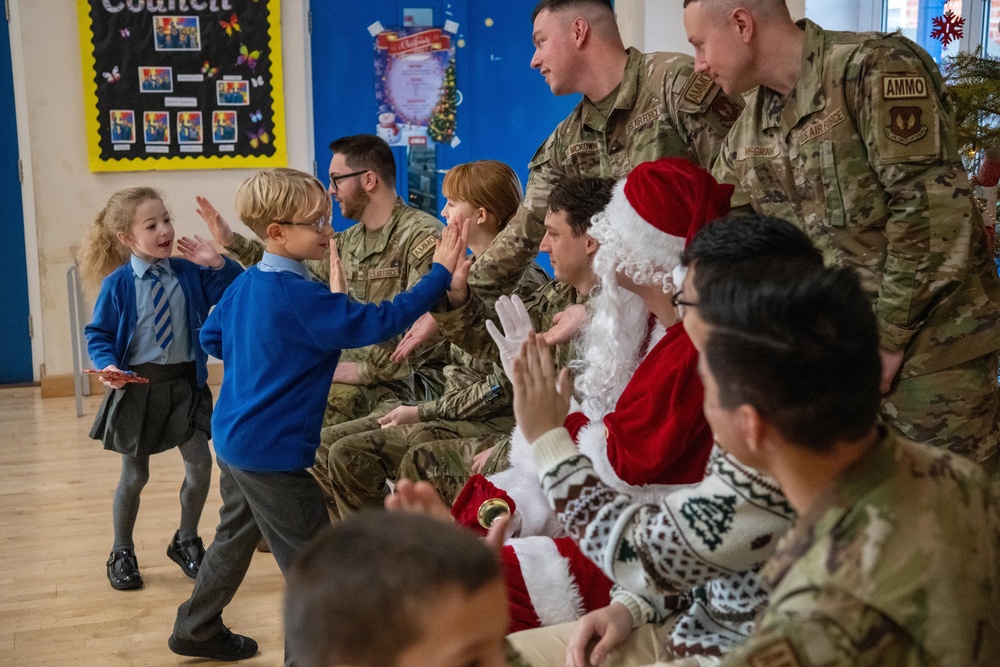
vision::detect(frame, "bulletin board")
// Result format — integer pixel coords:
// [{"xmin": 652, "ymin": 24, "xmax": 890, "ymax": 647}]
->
[{"xmin": 76, "ymin": 0, "xmax": 287, "ymax": 172}]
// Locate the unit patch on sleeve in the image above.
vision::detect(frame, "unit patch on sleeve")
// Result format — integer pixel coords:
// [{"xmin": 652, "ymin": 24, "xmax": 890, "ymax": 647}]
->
[
  {"xmin": 411, "ymin": 237, "xmax": 437, "ymax": 259},
  {"xmin": 748, "ymin": 639, "xmax": 803, "ymax": 667},
  {"xmin": 681, "ymin": 71, "xmax": 715, "ymax": 105},
  {"xmin": 885, "ymin": 106, "xmax": 927, "ymax": 144},
  {"xmin": 711, "ymin": 96, "xmax": 741, "ymax": 126}
]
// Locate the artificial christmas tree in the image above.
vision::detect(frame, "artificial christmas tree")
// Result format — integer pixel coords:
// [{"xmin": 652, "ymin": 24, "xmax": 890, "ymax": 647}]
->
[{"xmin": 429, "ymin": 58, "xmax": 457, "ymax": 144}]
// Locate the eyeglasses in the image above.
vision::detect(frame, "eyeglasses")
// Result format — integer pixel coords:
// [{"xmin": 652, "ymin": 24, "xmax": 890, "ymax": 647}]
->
[
  {"xmin": 328, "ymin": 170, "xmax": 369, "ymax": 193},
  {"xmin": 277, "ymin": 213, "xmax": 331, "ymax": 233},
  {"xmin": 671, "ymin": 291, "xmax": 699, "ymax": 318}
]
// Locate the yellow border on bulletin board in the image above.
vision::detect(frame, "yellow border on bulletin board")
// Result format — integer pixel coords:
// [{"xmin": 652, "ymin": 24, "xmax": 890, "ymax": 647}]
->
[{"xmin": 76, "ymin": 0, "xmax": 287, "ymax": 172}]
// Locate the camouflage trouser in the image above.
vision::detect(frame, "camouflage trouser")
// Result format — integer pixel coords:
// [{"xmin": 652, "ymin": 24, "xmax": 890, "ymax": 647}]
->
[
  {"xmin": 313, "ymin": 407, "xmax": 515, "ymax": 517},
  {"xmin": 882, "ymin": 350, "xmax": 1000, "ymax": 466},
  {"xmin": 397, "ymin": 434, "xmax": 514, "ymax": 505},
  {"xmin": 322, "ymin": 382, "xmax": 401, "ymax": 429}
]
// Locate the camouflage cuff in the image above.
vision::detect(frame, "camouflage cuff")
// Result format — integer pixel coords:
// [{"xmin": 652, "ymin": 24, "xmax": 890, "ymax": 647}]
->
[
  {"xmin": 876, "ymin": 316, "xmax": 917, "ymax": 352},
  {"xmin": 417, "ymin": 402, "xmax": 439, "ymax": 421},
  {"xmin": 225, "ymin": 233, "xmax": 259, "ymax": 263},
  {"xmin": 355, "ymin": 362, "xmax": 374, "ymax": 385}
]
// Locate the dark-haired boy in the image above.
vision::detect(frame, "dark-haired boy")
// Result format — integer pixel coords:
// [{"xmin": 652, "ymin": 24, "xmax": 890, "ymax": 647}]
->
[{"xmin": 285, "ymin": 512, "xmax": 517, "ymax": 667}]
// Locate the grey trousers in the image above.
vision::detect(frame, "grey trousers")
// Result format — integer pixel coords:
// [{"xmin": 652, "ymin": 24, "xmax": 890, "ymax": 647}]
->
[{"xmin": 172, "ymin": 458, "xmax": 330, "ymax": 642}]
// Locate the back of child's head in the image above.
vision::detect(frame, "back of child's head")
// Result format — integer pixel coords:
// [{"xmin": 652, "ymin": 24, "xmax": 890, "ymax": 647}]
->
[
  {"xmin": 442, "ymin": 160, "xmax": 523, "ymax": 230},
  {"xmin": 78, "ymin": 186, "xmax": 162, "ymax": 292},
  {"xmin": 235, "ymin": 167, "xmax": 332, "ymax": 240},
  {"xmin": 285, "ymin": 511, "xmax": 502, "ymax": 667}
]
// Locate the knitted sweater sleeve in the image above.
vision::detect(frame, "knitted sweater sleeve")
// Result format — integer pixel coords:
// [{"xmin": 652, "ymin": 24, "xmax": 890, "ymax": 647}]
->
[{"xmin": 532, "ymin": 427, "xmax": 795, "ymax": 621}]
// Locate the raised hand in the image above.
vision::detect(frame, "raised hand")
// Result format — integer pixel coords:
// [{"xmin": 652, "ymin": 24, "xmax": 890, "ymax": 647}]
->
[
  {"xmin": 384, "ymin": 478, "xmax": 453, "ymax": 523},
  {"xmin": 194, "ymin": 195, "xmax": 235, "ymax": 247},
  {"xmin": 177, "ymin": 235, "xmax": 225, "ymax": 269},
  {"xmin": 485, "ymin": 294, "xmax": 536, "ymax": 381},
  {"xmin": 328, "ymin": 238, "xmax": 348, "ymax": 294},
  {"xmin": 431, "ymin": 217, "xmax": 469, "ymax": 273},
  {"xmin": 511, "ymin": 331, "xmax": 572, "ymax": 443}
]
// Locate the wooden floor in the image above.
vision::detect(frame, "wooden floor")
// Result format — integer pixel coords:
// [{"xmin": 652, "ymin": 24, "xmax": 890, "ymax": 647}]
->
[{"xmin": 0, "ymin": 386, "xmax": 285, "ymax": 666}]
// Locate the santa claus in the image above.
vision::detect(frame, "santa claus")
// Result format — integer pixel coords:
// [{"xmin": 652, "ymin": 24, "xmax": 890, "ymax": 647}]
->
[{"xmin": 448, "ymin": 157, "xmax": 734, "ymax": 631}]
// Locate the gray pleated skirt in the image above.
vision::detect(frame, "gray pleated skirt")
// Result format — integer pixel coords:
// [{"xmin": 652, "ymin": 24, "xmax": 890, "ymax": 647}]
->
[{"xmin": 89, "ymin": 361, "xmax": 212, "ymax": 457}]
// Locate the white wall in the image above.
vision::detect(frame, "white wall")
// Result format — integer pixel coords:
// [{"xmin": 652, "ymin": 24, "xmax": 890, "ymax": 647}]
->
[{"xmin": 9, "ymin": 0, "xmax": 313, "ymax": 380}]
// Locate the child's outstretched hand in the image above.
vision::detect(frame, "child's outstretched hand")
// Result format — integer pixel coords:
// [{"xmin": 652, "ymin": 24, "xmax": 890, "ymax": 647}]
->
[
  {"xmin": 328, "ymin": 238, "xmax": 348, "ymax": 294},
  {"xmin": 177, "ymin": 235, "xmax": 225, "ymax": 269},
  {"xmin": 512, "ymin": 331, "xmax": 572, "ymax": 443},
  {"xmin": 432, "ymin": 218, "xmax": 469, "ymax": 274},
  {"xmin": 194, "ymin": 196, "xmax": 235, "ymax": 247}
]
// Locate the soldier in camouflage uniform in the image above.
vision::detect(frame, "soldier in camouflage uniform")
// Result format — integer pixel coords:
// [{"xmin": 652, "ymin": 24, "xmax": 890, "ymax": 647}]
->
[
  {"xmin": 686, "ymin": 260, "xmax": 1000, "ymax": 667},
  {"xmin": 399, "ymin": 177, "xmax": 614, "ymax": 504},
  {"xmin": 389, "ymin": 0, "xmax": 742, "ymax": 360},
  {"xmin": 215, "ymin": 135, "xmax": 450, "ymax": 428},
  {"xmin": 684, "ymin": 0, "xmax": 1000, "ymax": 467}
]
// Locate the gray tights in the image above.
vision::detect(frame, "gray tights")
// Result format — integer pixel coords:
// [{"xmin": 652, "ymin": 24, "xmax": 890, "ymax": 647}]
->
[{"xmin": 112, "ymin": 430, "xmax": 213, "ymax": 550}]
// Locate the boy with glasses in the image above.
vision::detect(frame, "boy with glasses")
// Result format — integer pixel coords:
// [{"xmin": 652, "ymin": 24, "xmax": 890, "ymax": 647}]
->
[{"xmin": 168, "ymin": 167, "xmax": 467, "ymax": 662}]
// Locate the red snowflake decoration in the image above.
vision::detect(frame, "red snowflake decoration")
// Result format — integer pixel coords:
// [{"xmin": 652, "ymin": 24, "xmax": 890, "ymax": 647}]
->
[{"xmin": 931, "ymin": 10, "xmax": 965, "ymax": 47}]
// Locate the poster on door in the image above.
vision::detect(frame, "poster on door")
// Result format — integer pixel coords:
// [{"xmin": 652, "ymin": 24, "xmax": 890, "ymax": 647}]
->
[
  {"xmin": 374, "ymin": 27, "xmax": 456, "ymax": 147},
  {"xmin": 76, "ymin": 0, "xmax": 287, "ymax": 172}
]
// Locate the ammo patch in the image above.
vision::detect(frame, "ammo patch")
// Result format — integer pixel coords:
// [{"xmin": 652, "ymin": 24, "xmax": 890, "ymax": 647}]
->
[
  {"xmin": 882, "ymin": 75, "xmax": 928, "ymax": 100},
  {"xmin": 368, "ymin": 266, "xmax": 401, "ymax": 279},
  {"xmin": 568, "ymin": 141, "xmax": 599, "ymax": 156},
  {"xmin": 801, "ymin": 108, "xmax": 846, "ymax": 143},
  {"xmin": 749, "ymin": 639, "xmax": 803, "ymax": 667},
  {"xmin": 626, "ymin": 103, "xmax": 663, "ymax": 134},
  {"xmin": 411, "ymin": 236, "xmax": 436, "ymax": 259},
  {"xmin": 736, "ymin": 144, "xmax": 780, "ymax": 160},
  {"xmin": 682, "ymin": 72, "xmax": 715, "ymax": 105},
  {"xmin": 885, "ymin": 106, "xmax": 927, "ymax": 145}
]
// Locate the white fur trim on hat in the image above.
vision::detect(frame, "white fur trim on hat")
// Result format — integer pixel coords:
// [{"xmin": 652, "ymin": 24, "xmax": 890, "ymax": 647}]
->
[
  {"xmin": 588, "ymin": 180, "xmax": 686, "ymax": 292},
  {"xmin": 510, "ymin": 537, "xmax": 585, "ymax": 626}
]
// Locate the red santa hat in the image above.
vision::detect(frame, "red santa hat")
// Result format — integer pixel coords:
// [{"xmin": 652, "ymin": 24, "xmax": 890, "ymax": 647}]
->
[{"xmin": 588, "ymin": 157, "xmax": 735, "ymax": 289}]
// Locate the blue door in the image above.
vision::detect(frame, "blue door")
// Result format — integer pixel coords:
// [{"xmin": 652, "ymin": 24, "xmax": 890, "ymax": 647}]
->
[
  {"xmin": 0, "ymin": 11, "xmax": 33, "ymax": 384},
  {"xmin": 309, "ymin": 0, "xmax": 579, "ymax": 233}
]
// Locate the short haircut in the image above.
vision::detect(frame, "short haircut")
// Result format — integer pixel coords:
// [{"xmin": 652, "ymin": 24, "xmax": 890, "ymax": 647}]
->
[
  {"xmin": 532, "ymin": 0, "xmax": 614, "ymax": 23},
  {"xmin": 329, "ymin": 134, "xmax": 397, "ymax": 189},
  {"xmin": 442, "ymin": 160, "xmax": 524, "ymax": 230},
  {"xmin": 682, "ymin": 0, "xmax": 791, "ymax": 20},
  {"xmin": 285, "ymin": 511, "xmax": 502, "ymax": 667},
  {"xmin": 682, "ymin": 213, "xmax": 823, "ymax": 294},
  {"xmin": 235, "ymin": 167, "xmax": 332, "ymax": 240},
  {"xmin": 700, "ymin": 261, "xmax": 882, "ymax": 451},
  {"xmin": 547, "ymin": 176, "xmax": 615, "ymax": 236}
]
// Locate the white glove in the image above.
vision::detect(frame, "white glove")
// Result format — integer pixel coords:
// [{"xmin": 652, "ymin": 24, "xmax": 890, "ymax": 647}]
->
[{"xmin": 485, "ymin": 294, "xmax": 536, "ymax": 381}]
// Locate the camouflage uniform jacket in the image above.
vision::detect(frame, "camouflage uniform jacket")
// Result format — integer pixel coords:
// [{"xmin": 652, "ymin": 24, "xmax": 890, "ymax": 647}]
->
[
  {"xmin": 224, "ymin": 198, "xmax": 449, "ymax": 390},
  {"xmin": 467, "ymin": 48, "xmax": 743, "ymax": 309},
  {"xmin": 713, "ymin": 20, "xmax": 1000, "ymax": 378},
  {"xmin": 418, "ymin": 264, "xmax": 550, "ymax": 422},
  {"xmin": 720, "ymin": 430, "xmax": 1000, "ymax": 667}
]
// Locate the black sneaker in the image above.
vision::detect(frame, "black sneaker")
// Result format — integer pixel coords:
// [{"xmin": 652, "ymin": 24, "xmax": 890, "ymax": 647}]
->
[
  {"xmin": 168, "ymin": 628, "xmax": 258, "ymax": 661},
  {"xmin": 106, "ymin": 548, "xmax": 143, "ymax": 590},
  {"xmin": 166, "ymin": 531, "xmax": 205, "ymax": 579}
]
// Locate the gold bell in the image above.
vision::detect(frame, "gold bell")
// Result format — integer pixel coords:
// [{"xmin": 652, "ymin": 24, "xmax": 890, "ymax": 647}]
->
[{"xmin": 477, "ymin": 498, "xmax": 511, "ymax": 529}]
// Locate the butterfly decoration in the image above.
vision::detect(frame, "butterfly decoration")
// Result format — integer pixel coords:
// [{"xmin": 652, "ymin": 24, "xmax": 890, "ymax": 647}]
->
[
  {"xmin": 103, "ymin": 65, "xmax": 121, "ymax": 83},
  {"xmin": 249, "ymin": 109, "xmax": 263, "ymax": 123},
  {"xmin": 201, "ymin": 61, "xmax": 219, "ymax": 78},
  {"xmin": 250, "ymin": 75, "xmax": 264, "ymax": 88},
  {"xmin": 119, "ymin": 28, "xmax": 130, "ymax": 38},
  {"xmin": 219, "ymin": 13, "xmax": 240, "ymax": 36},
  {"xmin": 237, "ymin": 44, "xmax": 260, "ymax": 73},
  {"xmin": 247, "ymin": 126, "xmax": 271, "ymax": 149}
]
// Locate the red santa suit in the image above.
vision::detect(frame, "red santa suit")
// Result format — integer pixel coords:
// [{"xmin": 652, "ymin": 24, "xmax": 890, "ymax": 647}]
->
[{"xmin": 450, "ymin": 157, "xmax": 732, "ymax": 631}]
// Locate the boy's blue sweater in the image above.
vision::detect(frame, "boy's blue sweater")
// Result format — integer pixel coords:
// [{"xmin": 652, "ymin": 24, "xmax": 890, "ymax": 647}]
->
[
  {"xmin": 203, "ymin": 262, "xmax": 451, "ymax": 472},
  {"xmin": 86, "ymin": 257, "xmax": 243, "ymax": 387}
]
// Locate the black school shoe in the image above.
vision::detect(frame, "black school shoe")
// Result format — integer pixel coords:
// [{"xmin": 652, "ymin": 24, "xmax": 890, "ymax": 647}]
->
[
  {"xmin": 107, "ymin": 548, "xmax": 144, "ymax": 590},
  {"xmin": 166, "ymin": 531, "xmax": 205, "ymax": 579},
  {"xmin": 168, "ymin": 629, "xmax": 259, "ymax": 661}
]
